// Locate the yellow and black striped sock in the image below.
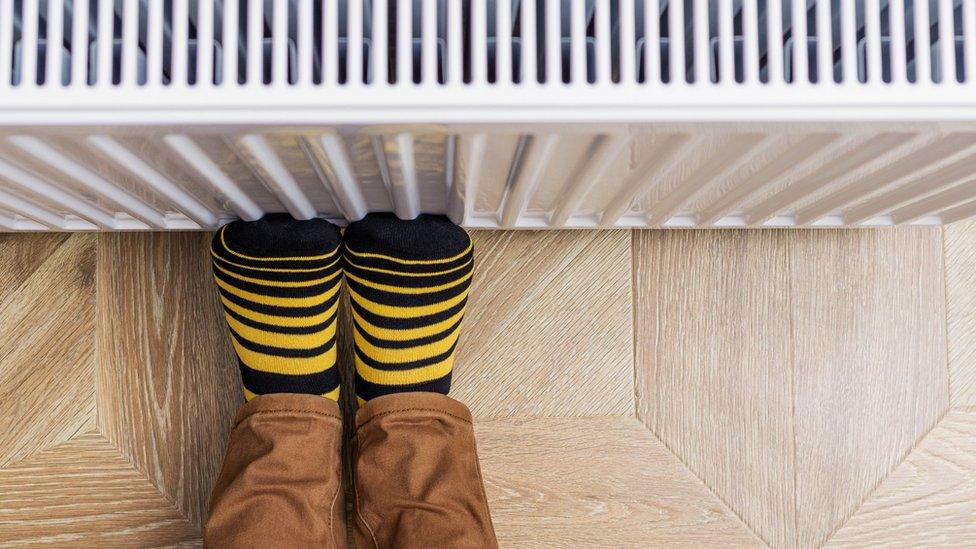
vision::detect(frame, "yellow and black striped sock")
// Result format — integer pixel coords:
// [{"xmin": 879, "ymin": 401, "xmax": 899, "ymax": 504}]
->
[
  {"xmin": 343, "ymin": 213, "xmax": 473, "ymax": 403},
  {"xmin": 210, "ymin": 214, "xmax": 343, "ymax": 402}
]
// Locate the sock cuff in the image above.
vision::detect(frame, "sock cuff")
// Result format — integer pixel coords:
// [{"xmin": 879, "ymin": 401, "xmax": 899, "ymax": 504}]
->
[
  {"xmin": 343, "ymin": 213, "xmax": 471, "ymax": 263},
  {"xmin": 216, "ymin": 213, "xmax": 342, "ymax": 259}
]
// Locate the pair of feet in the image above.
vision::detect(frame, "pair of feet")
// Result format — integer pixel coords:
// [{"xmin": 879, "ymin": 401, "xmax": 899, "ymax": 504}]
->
[{"xmin": 210, "ymin": 212, "xmax": 473, "ymax": 405}]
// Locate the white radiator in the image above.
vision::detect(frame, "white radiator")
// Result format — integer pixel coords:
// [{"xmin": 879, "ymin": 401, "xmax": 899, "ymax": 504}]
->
[{"xmin": 1, "ymin": 0, "xmax": 975, "ymax": 230}]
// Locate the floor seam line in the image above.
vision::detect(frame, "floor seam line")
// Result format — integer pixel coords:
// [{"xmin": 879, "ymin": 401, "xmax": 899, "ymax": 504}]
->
[
  {"xmin": 638, "ymin": 422, "xmax": 772, "ymax": 547},
  {"xmin": 820, "ymin": 406, "xmax": 950, "ymax": 545},
  {"xmin": 630, "ymin": 229, "xmax": 639, "ymax": 420},
  {"xmin": 103, "ymin": 426, "xmax": 203, "ymax": 531},
  {"xmin": 0, "ymin": 233, "xmax": 73, "ymax": 314},
  {"xmin": 93, "ymin": 233, "xmax": 103, "ymax": 444},
  {"xmin": 941, "ymin": 226, "xmax": 953, "ymax": 406},
  {"xmin": 787, "ymin": 232, "xmax": 801, "ymax": 548}
]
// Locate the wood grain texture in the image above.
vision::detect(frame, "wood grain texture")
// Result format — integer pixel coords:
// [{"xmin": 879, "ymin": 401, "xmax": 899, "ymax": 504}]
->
[
  {"xmin": 0, "ymin": 226, "xmax": 963, "ymax": 546},
  {"xmin": 96, "ymin": 232, "xmax": 241, "ymax": 529},
  {"xmin": 944, "ymin": 220, "xmax": 976, "ymax": 407},
  {"xmin": 0, "ymin": 434, "xmax": 199, "ymax": 547},
  {"xmin": 476, "ymin": 417, "xmax": 764, "ymax": 548},
  {"xmin": 634, "ymin": 230, "xmax": 796, "ymax": 548},
  {"xmin": 0, "ymin": 233, "xmax": 69, "ymax": 296},
  {"xmin": 789, "ymin": 228, "xmax": 948, "ymax": 548},
  {"xmin": 453, "ymin": 230, "xmax": 633, "ymax": 418},
  {"xmin": 634, "ymin": 228, "xmax": 951, "ymax": 548},
  {"xmin": 0, "ymin": 234, "xmax": 95, "ymax": 468},
  {"xmin": 825, "ymin": 410, "xmax": 976, "ymax": 547}
]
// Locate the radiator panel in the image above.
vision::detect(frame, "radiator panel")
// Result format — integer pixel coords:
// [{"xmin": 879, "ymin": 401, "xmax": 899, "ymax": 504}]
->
[{"xmin": 1, "ymin": 1, "xmax": 976, "ymax": 229}]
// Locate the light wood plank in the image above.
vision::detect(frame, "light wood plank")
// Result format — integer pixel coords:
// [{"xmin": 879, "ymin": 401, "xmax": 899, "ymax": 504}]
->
[
  {"xmin": 96, "ymin": 233, "xmax": 241, "ymax": 529},
  {"xmin": 0, "ymin": 224, "xmax": 953, "ymax": 547},
  {"xmin": 476, "ymin": 417, "xmax": 764, "ymax": 548},
  {"xmin": 0, "ymin": 233, "xmax": 69, "ymax": 297},
  {"xmin": 633, "ymin": 230, "xmax": 795, "ymax": 548},
  {"xmin": 0, "ymin": 434, "xmax": 200, "ymax": 546},
  {"xmin": 789, "ymin": 228, "xmax": 948, "ymax": 548},
  {"xmin": 826, "ymin": 410, "xmax": 976, "ymax": 547},
  {"xmin": 453, "ymin": 231, "xmax": 633, "ymax": 418},
  {"xmin": 0, "ymin": 234, "xmax": 95, "ymax": 468},
  {"xmin": 944, "ymin": 220, "xmax": 976, "ymax": 407}
]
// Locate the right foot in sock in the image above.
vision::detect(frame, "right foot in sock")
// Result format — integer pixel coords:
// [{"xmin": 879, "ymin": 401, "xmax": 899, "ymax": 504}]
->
[
  {"xmin": 210, "ymin": 214, "xmax": 343, "ymax": 402},
  {"xmin": 342, "ymin": 213, "xmax": 474, "ymax": 404}
]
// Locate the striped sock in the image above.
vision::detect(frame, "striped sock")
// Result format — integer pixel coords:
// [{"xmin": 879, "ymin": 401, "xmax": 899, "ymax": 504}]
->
[
  {"xmin": 210, "ymin": 214, "xmax": 343, "ymax": 402},
  {"xmin": 343, "ymin": 213, "xmax": 474, "ymax": 403}
]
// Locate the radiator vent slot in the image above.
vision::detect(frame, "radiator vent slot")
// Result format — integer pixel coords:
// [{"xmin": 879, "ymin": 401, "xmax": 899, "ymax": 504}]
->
[{"xmin": 2, "ymin": 0, "xmax": 973, "ymax": 88}]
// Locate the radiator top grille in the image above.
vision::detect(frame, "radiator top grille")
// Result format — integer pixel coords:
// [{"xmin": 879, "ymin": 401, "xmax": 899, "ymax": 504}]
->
[{"xmin": 1, "ymin": 1, "xmax": 974, "ymax": 95}]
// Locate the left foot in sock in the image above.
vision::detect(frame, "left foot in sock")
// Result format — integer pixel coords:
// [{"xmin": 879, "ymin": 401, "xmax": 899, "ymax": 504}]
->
[
  {"xmin": 210, "ymin": 214, "xmax": 344, "ymax": 402},
  {"xmin": 342, "ymin": 213, "xmax": 474, "ymax": 404}
]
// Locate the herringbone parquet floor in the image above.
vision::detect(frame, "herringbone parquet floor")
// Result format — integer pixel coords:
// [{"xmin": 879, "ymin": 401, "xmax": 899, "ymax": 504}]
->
[{"xmin": 0, "ymin": 225, "xmax": 973, "ymax": 548}]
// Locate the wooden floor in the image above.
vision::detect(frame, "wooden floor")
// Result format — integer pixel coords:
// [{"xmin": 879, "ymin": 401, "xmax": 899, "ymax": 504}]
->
[{"xmin": 0, "ymin": 226, "xmax": 974, "ymax": 548}]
